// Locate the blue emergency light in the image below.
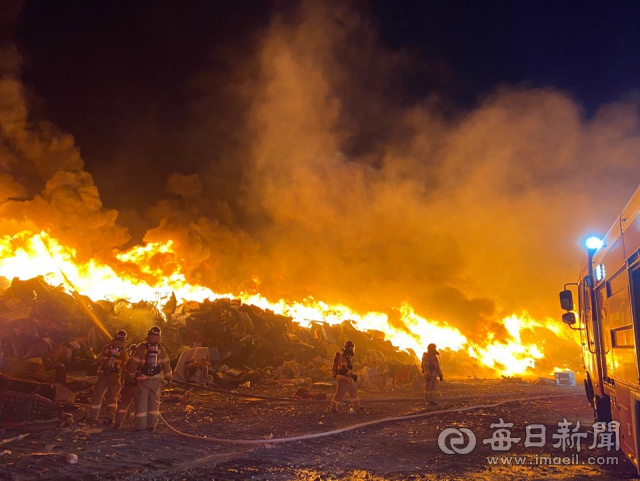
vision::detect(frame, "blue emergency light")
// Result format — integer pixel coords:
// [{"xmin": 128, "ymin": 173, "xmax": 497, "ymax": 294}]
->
[{"xmin": 586, "ymin": 236, "xmax": 603, "ymax": 251}]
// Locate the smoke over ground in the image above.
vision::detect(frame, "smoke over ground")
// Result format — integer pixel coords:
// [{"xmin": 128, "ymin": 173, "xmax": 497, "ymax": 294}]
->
[
  {"xmin": 237, "ymin": 2, "xmax": 640, "ymax": 332},
  {"xmin": 0, "ymin": 46, "xmax": 128, "ymax": 260},
  {"xmin": 3, "ymin": 2, "xmax": 640, "ymax": 350}
]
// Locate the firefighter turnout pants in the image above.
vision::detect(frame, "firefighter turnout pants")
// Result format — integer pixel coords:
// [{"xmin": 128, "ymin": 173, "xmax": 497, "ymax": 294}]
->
[
  {"xmin": 89, "ymin": 372, "xmax": 122, "ymax": 422},
  {"xmin": 134, "ymin": 378, "xmax": 163, "ymax": 430},
  {"xmin": 331, "ymin": 377, "xmax": 361, "ymax": 411},
  {"xmin": 424, "ymin": 374, "xmax": 438, "ymax": 402},
  {"xmin": 114, "ymin": 384, "xmax": 136, "ymax": 427}
]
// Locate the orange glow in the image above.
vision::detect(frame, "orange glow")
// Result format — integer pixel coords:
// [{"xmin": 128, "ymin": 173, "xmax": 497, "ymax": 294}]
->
[{"xmin": 0, "ymin": 230, "xmax": 577, "ymax": 377}]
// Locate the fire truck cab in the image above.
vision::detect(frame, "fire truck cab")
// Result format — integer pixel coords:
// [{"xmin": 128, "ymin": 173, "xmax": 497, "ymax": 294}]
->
[{"xmin": 560, "ymin": 185, "xmax": 640, "ymax": 471}]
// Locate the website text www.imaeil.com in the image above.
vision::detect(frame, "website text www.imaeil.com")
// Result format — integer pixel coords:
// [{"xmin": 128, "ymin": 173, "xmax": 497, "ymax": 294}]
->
[
  {"xmin": 437, "ymin": 418, "xmax": 621, "ymax": 467},
  {"xmin": 485, "ymin": 454, "xmax": 619, "ymax": 466}
]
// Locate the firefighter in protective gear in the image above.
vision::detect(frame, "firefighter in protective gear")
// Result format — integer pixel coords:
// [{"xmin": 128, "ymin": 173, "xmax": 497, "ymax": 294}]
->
[
  {"xmin": 127, "ymin": 326, "xmax": 172, "ymax": 431},
  {"xmin": 330, "ymin": 340, "xmax": 361, "ymax": 413},
  {"xmin": 422, "ymin": 343, "xmax": 443, "ymax": 405},
  {"xmin": 88, "ymin": 330, "xmax": 128, "ymax": 423},
  {"xmin": 114, "ymin": 343, "xmax": 139, "ymax": 428}
]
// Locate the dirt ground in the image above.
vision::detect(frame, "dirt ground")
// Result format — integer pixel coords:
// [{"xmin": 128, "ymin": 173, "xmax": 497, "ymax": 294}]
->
[{"xmin": 1, "ymin": 380, "xmax": 637, "ymax": 480}]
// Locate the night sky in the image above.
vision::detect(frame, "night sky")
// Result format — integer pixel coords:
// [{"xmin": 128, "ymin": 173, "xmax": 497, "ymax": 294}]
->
[{"xmin": 15, "ymin": 1, "xmax": 640, "ymax": 213}]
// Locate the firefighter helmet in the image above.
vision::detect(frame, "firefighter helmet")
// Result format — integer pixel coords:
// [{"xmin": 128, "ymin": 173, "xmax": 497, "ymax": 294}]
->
[
  {"xmin": 427, "ymin": 343, "xmax": 437, "ymax": 352},
  {"xmin": 114, "ymin": 330, "xmax": 127, "ymax": 341},
  {"xmin": 127, "ymin": 343, "xmax": 139, "ymax": 356},
  {"xmin": 343, "ymin": 340, "xmax": 355, "ymax": 355},
  {"xmin": 147, "ymin": 326, "xmax": 161, "ymax": 337}
]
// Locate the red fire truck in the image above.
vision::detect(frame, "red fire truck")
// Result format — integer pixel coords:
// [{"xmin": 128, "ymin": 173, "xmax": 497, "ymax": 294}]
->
[{"xmin": 560, "ymin": 185, "xmax": 640, "ymax": 471}]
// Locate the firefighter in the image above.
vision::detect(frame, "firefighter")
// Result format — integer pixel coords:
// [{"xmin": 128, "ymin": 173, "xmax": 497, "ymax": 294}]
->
[
  {"xmin": 127, "ymin": 326, "xmax": 172, "ymax": 431},
  {"xmin": 421, "ymin": 343, "xmax": 443, "ymax": 405},
  {"xmin": 88, "ymin": 330, "xmax": 128, "ymax": 424},
  {"xmin": 114, "ymin": 343, "xmax": 138, "ymax": 428},
  {"xmin": 330, "ymin": 340, "xmax": 361, "ymax": 413}
]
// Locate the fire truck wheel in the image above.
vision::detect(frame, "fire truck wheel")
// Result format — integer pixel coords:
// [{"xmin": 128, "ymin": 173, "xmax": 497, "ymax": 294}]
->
[{"xmin": 594, "ymin": 394, "xmax": 612, "ymax": 423}]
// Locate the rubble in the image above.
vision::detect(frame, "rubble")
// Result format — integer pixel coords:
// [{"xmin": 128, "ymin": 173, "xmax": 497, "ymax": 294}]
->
[
  {"xmin": 0, "ymin": 433, "xmax": 29, "ymax": 445},
  {"xmin": 1, "ymin": 276, "xmax": 424, "ymax": 385},
  {"xmin": 0, "ymin": 375, "xmax": 65, "ymax": 430},
  {"xmin": 355, "ymin": 367, "xmax": 387, "ymax": 391},
  {"xmin": 174, "ymin": 347, "xmax": 211, "ymax": 384},
  {"xmin": 0, "ymin": 274, "xmax": 477, "ymax": 433},
  {"xmin": 294, "ymin": 388, "xmax": 327, "ymax": 400},
  {"xmin": 554, "ymin": 371, "xmax": 577, "ymax": 386},
  {"xmin": 534, "ymin": 377, "xmax": 556, "ymax": 385}
]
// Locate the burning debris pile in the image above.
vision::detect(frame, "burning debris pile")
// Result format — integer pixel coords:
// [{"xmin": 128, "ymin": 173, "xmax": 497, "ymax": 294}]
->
[
  {"xmin": 0, "ymin": 277, "xmax": 100, "ymax": 384},
  {"xmin": 0, "ymin": 276, "xmax": 426, "ymax": 392},
  {"xmin": 0, "ymin": 273, "xmax": 532, "ymax": 401},
  {"xmin": 0, "ymin": 231, "xmax": 582, "ymax": 383},
  {"xmin": 172, "ymin": 297, "xmax": 424, "ymax": 388}
]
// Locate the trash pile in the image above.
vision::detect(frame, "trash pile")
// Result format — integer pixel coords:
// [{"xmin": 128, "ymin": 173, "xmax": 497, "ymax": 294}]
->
[
  {"xmin": 0, "ymin": 277, "xmax": 101, "ymax": 384},
  {"xmin": 0, "ymin": 276, "xmax": 430, "ymax": 395}
]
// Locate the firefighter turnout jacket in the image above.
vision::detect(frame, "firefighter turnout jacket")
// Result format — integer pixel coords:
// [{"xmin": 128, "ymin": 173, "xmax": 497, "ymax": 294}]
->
[
  {"xmin": 89, "ymin": 339, "xmax": 128, "ymax": 422},
  {"xmin": 421, "ymin": 351, "xmax": 443, "ymax": 380},
  {"xmin": 97, "ymin": 339, "xmax": 128, "ymax": 374},
  {"xmin": 335, "ymin": 354, "xmax": 354, "ymax": 380},
  {"xmin": 127, "ymin": 342, "xmax": 172, "ymax": 382}
]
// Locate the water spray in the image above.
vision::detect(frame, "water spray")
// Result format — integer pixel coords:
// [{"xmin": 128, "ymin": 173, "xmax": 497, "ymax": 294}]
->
[{"xmin": 36, "ymin": 233, "xmax": 112, "ymax": 339}]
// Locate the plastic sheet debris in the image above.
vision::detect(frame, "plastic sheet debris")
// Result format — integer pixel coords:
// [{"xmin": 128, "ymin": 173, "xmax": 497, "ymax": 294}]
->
[{"xmin": 554, "ymin": 371, "xmax": 577, "ymax": 386}]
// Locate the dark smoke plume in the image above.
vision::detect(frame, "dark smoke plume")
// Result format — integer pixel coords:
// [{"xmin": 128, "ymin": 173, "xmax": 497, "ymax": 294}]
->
[{"xmin": 4, "ymin": 1, "xmax": 640, "ymax": 356}]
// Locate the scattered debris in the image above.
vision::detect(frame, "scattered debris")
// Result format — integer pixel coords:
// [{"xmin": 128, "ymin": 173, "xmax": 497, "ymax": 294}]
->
[
  {"xmin": 534, "ymin": 377, "xmax": 556, "ymax": 385},
  {"xmin": 554, "ymin": 371, "xmax": 577, "ymax": 386},
  {"xmin": 0, "ymin": 276, "xmax": 422, "ymax": 402},
  {"xmin": 294, "ymin": 388, "xmax": 327, "ymax": 400},
  {"xmin": 0, "ymin": 375, "xmax": 64, "ymax": 429},
  {"xmin": 1, "ymin": 433, "xmax": 29, "ymax": 445}
]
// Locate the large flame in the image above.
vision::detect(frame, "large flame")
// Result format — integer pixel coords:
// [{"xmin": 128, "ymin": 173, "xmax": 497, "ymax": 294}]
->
[{"xmin": 0, "ymin": 231, "xmax": 575, "ymax": 376}]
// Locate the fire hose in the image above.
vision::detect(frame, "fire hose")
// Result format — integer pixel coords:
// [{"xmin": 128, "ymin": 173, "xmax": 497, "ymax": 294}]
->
[
  {"xmin": 34, "ymin": 235, "xmax": 583, "ymax": 442},
  {"xmin": 159, "ymin": 393, "xmax": 580, "ymax": 445}
]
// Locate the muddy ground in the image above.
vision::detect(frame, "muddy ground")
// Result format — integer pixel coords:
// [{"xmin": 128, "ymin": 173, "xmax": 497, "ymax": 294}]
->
[{"xmin": 1, "ymin": 380, "xmax": 637, "ymax": 480}]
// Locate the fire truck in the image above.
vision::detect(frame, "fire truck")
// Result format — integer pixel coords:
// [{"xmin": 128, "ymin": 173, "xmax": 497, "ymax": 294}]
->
[{"xmin": 560, "ymin": 185, "xmax": 640, "ymax": 470}]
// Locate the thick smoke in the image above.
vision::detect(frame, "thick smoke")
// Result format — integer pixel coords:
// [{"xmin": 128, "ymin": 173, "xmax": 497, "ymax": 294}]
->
[
  {"xmin": 0, "ymin": 29, "xmax": 129, "ymax": 259},
  {"xmin": 236, "ymin": 2, "xmax": 640, "ymax": 337},
  {"xmin": 5, "ymin": 1, "xmax": 640, "ymax": 355}
]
